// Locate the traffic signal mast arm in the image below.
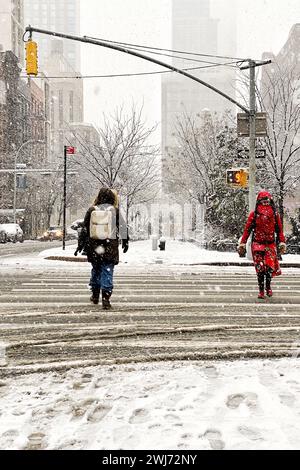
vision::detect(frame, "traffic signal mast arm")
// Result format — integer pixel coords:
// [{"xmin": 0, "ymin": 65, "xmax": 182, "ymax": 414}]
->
[{"xmin": 24, "ymin": 25, "xmax": 250, "ymax": 114}]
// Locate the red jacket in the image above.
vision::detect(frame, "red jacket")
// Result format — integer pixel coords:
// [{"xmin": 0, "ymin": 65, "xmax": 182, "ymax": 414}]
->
[{"xmin": 241, "ymin": 191, "xmax": 285, "ymax": 245}]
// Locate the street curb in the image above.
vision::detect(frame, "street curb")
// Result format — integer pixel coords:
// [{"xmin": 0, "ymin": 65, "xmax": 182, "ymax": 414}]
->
[
  {"xmin": 176, "ymin": 262, "xmax": 300, "ymax": 268},
  {"xmin": 46, "ymin": 256, "xmax": 87, "ymax": 262},
  {"xmin": 45, "ymin": 256, "xmax": 300, "ymax": 268}
]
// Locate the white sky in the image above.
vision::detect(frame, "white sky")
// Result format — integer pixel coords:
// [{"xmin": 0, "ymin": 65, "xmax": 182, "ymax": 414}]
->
[{"xmin": 80, "ymin": 0, "xmax": 300, "ymax": 137}]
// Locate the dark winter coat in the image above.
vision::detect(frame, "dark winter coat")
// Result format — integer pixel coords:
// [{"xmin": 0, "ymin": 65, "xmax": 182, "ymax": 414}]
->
[{"xmin": 83, "ymin": 205, "xmax": 128, "ymax": 265}]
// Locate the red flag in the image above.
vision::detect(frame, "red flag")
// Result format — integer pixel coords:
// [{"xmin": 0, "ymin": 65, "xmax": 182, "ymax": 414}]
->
[{"xmin": 66, "ymin": 146, "xmax": 75, "ymax": 154}]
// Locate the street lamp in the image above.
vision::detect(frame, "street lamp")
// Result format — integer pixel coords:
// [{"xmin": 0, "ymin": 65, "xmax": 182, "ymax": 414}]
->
[{"xmin": 13, "ymin": 139, "xmax": 44, "ymax": 223}]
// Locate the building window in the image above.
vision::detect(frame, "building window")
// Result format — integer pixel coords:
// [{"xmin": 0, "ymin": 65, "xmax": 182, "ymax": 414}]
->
[
  {"xmin": 69, "ymin": 91, "xmax": 74, "ymax": 122},
  {"xmin": 59, "ymin": 90, "xmax": 63, "ymax": 127}
]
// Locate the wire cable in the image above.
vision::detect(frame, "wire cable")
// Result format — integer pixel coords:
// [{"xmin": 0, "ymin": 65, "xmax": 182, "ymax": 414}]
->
[
  {"xmin": 83, "ymin": 34, "xmax": 246, "ymax": 62},
  {"xmin": 21, "ymin": 62, "xmax": 238, "ymax": 80},
  {"xmin": 91, "ymin": 40, "xmax": 239, "ymax": 68}
]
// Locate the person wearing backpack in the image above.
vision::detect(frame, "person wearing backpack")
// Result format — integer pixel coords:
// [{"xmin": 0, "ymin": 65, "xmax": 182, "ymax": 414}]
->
[
  {"xmin": 238, "ymin": 191, "xmax": 286, "ymax": 299},
  {"xmin": 83, "ymin": 188, "xmax": 129, "ymax": 309}
]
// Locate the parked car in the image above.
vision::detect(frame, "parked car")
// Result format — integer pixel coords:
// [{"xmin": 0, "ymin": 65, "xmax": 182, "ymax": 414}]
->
[
  {"xmin": 39, "ymin": 225, "xmax": 77, "ymax": 241},
  {"xmin": 40, "ymin": 226, "xmax": 63, "ymax": 241},
  {"xmin": 0, "ymin": 223, "xmax": 24, "ymax": 243},
  {"xmin": 66, "ymin": 226, "xmax": 78, "ymax": 240},
  {"xmin": 70, "ymin": 219, "xmax": 84, "ymax": 231}
]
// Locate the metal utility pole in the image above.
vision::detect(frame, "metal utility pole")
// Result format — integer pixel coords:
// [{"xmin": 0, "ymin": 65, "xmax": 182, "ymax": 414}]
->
[
  {"xmin": 24, "ymin": 26, "xmax": 271, "ymax": 213},
  {"xmin": 24, "ymin": 26, "xmax": 249, "ymax": 114},
  {"xmin": 240, "ymin": 59, "xmax": 271, "ymax": 211},
  {"xmin": 249, "ymin": 60, "xmax": 256, "ymax": 211},
  {"xmin": 63, "ymin": 145, "xmax": 67, "ymax": 251},
  {"xmin": 62, "ymin": 145, "xmax": 76, "ymax": 250}
]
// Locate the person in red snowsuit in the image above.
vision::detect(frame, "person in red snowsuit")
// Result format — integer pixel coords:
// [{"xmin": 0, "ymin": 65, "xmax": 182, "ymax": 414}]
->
[{"xmin": 238, "ymin": 191, "xmax": 286, "ymax": 299}]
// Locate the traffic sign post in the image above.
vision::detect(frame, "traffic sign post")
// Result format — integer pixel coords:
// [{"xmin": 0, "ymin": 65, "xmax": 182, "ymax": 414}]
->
[
  {"xmin": 237, "ymin": 148, "xmax": 266, "ymax": 159},
  {"xmin": 237, "ymin": 112, "xmax": 267, "ymax": 138},
  {"xmin": 63, "ymin": 145, "xmax": 76, "ymax": 250}
]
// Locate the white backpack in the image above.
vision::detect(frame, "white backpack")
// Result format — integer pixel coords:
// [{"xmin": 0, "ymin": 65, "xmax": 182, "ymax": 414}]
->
[{"xmin": 89, "ymin": 205, "xmax": 115, "ymax": 240}]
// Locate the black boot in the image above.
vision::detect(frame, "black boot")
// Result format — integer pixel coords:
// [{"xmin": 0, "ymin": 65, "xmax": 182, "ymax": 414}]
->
[
  {"xmin": 90, "ymin": 288, "xmax": 100, "ymax": 305},
  {"xmin": 257, "ymin": 272, "xmax": 265, "ymax": 299},
  {"xmin": 266, "ymin": 269, "xmax": 273, "ymax": 297},
  {"xmin": 102, "ymin": 290, "xmax": 112, "ymax": 310}
]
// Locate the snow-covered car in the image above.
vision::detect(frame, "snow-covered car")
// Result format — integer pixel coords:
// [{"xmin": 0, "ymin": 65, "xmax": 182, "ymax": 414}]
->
[
  {"xmin": 0, "ymin": 223, "xmax": 24, "ymax": 243},
  {"xmin": 70, "ymin": 219, "xmax": 84, "ymax": 231},
  {"xmin": 66, "ymin": 226, "xmax": 78, "ymax": 240}
]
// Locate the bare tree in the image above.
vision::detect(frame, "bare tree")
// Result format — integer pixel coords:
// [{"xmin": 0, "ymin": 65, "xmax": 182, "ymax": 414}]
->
[
  {"xmin": 166, "ymin": 110, "xmax": 247, "ymax": 238},
  {"xmin": 257, "ymin": 63, "xmax": 300, "ymax": 221},
  {"xmin": 68, "ymin": 105, "xmax": 160, "ymax": 211}
]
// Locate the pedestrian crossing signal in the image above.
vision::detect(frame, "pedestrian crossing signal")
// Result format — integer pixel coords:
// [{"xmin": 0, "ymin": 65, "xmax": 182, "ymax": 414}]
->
[
  {"xmin": 226, "ymin": 169, "xmax": 248, "ymax": 188},
  {"xmin": 25, "ymin": 40, "xmax": 38, "ymax": 76}
]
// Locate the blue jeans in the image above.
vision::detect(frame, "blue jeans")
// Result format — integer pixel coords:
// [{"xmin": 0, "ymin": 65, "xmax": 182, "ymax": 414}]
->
[{"xmin": 90, "ymin": 262, "xmax": 114, "ymax": 292}]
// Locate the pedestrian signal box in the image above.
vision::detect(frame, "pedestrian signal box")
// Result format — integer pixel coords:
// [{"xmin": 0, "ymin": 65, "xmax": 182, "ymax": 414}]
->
[
  {"xmin": 226, "ymin": 168, "xmax": 248, "ymax": 188},
  {"xmin": 25, "ymin": 40, "xmax": 38, "ymax": 76}
]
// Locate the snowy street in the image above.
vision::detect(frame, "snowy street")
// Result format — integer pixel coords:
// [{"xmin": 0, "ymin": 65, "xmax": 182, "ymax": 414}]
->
[
  {"xmin": 1, "ymin": 0, "xmax": 300, "ymax": 452},
  {"xmin": 1, "ymin": 359, "xmax": 300, "ymax": 450},
  {"xmin": 1, "ymin": 240, "xmax": 300, "ymax": 375},
  {"xmin": 1, "ymin": 240, "xmax": 300, "ymax": 449}
]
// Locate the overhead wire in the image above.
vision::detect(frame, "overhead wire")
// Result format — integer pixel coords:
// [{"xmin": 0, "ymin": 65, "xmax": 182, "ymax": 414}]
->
[
  {"xmin": 22, "ymin": 31, "xmax": 250, "ymax": 80},
  {"xmin": 83, "ymin": 34, "xmax": 246, "ymax": 62},
  {"xmin": 90, "ymin": 41, "xmax": 239, "ymax": 68},
  {"xmin": 20, "ymin": 62, "xmax": 236, "ymax": 80}
]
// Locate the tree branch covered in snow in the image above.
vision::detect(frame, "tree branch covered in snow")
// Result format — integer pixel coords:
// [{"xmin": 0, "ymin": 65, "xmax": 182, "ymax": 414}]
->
[
  {"xmin": 67, "ymin": 105, "xmax": 160, "ymax": 210},
  {"xmin": 165, "ymin": 110, "xmax": 248, "ymax": 238},
  {"xmin": 257, "ymin": 64, "xmax": 300, "ymax": 220}
]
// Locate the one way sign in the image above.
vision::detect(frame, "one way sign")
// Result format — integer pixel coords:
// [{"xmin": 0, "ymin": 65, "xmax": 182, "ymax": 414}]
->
[{"xmin": 237, "ymin": 148, "xmax": 266, "ymax": 158}]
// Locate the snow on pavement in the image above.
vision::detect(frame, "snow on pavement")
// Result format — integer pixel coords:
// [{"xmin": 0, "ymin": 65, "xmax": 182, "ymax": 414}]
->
[
  {"xmin": 1, "ymin": 358, "xmax": 300, "ymax": 450},
  {"xmin": 37, "ymin": 239, "xmax": 300, "ymax": 266},
  {"xmin": 1, "ymin": 240, "xmax": 300, "ymax": 450}
]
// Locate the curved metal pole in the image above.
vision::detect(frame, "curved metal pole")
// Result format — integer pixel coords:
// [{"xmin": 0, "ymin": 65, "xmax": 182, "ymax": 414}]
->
[{"xmin": 25, "ymin": 26, "xmax": 250, "ymax": 114}]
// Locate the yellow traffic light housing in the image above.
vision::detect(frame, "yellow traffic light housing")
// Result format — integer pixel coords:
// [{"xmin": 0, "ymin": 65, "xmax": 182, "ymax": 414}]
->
[
  {"xmin": 239, "ymin": 169, "xmax": 248, "ymax": 188},
  {"xmin": 226, "ymin": 168, "xmax": 248, "ymax": 188},
  {"xmin": 25, "ymin": 40, "xmax": 38, "ymax": 76}
]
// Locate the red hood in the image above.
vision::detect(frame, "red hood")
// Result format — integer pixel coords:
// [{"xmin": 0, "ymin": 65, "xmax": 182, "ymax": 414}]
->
[{"xmin": 257, "ymin": 190, "xmax": 272, "ymax": 201}]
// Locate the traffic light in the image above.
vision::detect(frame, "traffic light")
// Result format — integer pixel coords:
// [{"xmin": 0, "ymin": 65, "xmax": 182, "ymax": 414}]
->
[
  {"xmin": 25, "ymin": 40, "xmax": 38, "ymax": 76},
  {"xmin": 226, "ymin": 168, "xmax": 248, "ymax": 188}
]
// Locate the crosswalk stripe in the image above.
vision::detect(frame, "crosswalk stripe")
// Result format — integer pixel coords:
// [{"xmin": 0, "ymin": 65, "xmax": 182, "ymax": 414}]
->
[{"xmin": 1, "ymin": 268, "xmax": 300, "ymax": 376}]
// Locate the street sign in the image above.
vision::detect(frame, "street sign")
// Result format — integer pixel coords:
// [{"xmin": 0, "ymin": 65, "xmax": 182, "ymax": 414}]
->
[
  {"xmin": 237, "ymin": 112, "xmax": 267, "ymax": 137},
  {"xmin": 237, "ymin": 148, "xmax": 266, "ymax": 158},
  {"xmin": 65, "ymin": 146, "xmax": 75, "ymax": 154},
  {"xmin": 256, "ymin": 149, "xmax": 266, "ymax": 158}
]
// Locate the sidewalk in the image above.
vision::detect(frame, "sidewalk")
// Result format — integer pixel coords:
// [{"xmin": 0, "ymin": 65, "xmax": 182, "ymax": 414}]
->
[{"xmin": 40, "ymin": 239, "xmax": 300, "ymax": 268}]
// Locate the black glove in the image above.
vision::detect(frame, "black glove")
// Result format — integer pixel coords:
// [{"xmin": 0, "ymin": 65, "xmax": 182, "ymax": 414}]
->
[
  {"xmin": 238, "ymin": 244, "xmax": 246, "ymax": 257},
  {"xmin": 122, "ymin": 240, "xmax": 129, "ymax": 253}
]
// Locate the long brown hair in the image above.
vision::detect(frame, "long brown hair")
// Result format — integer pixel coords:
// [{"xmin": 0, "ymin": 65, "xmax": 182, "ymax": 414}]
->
[{"xmin": 94, "ymin": 188, "xmax": 116, "ymax": 206}]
